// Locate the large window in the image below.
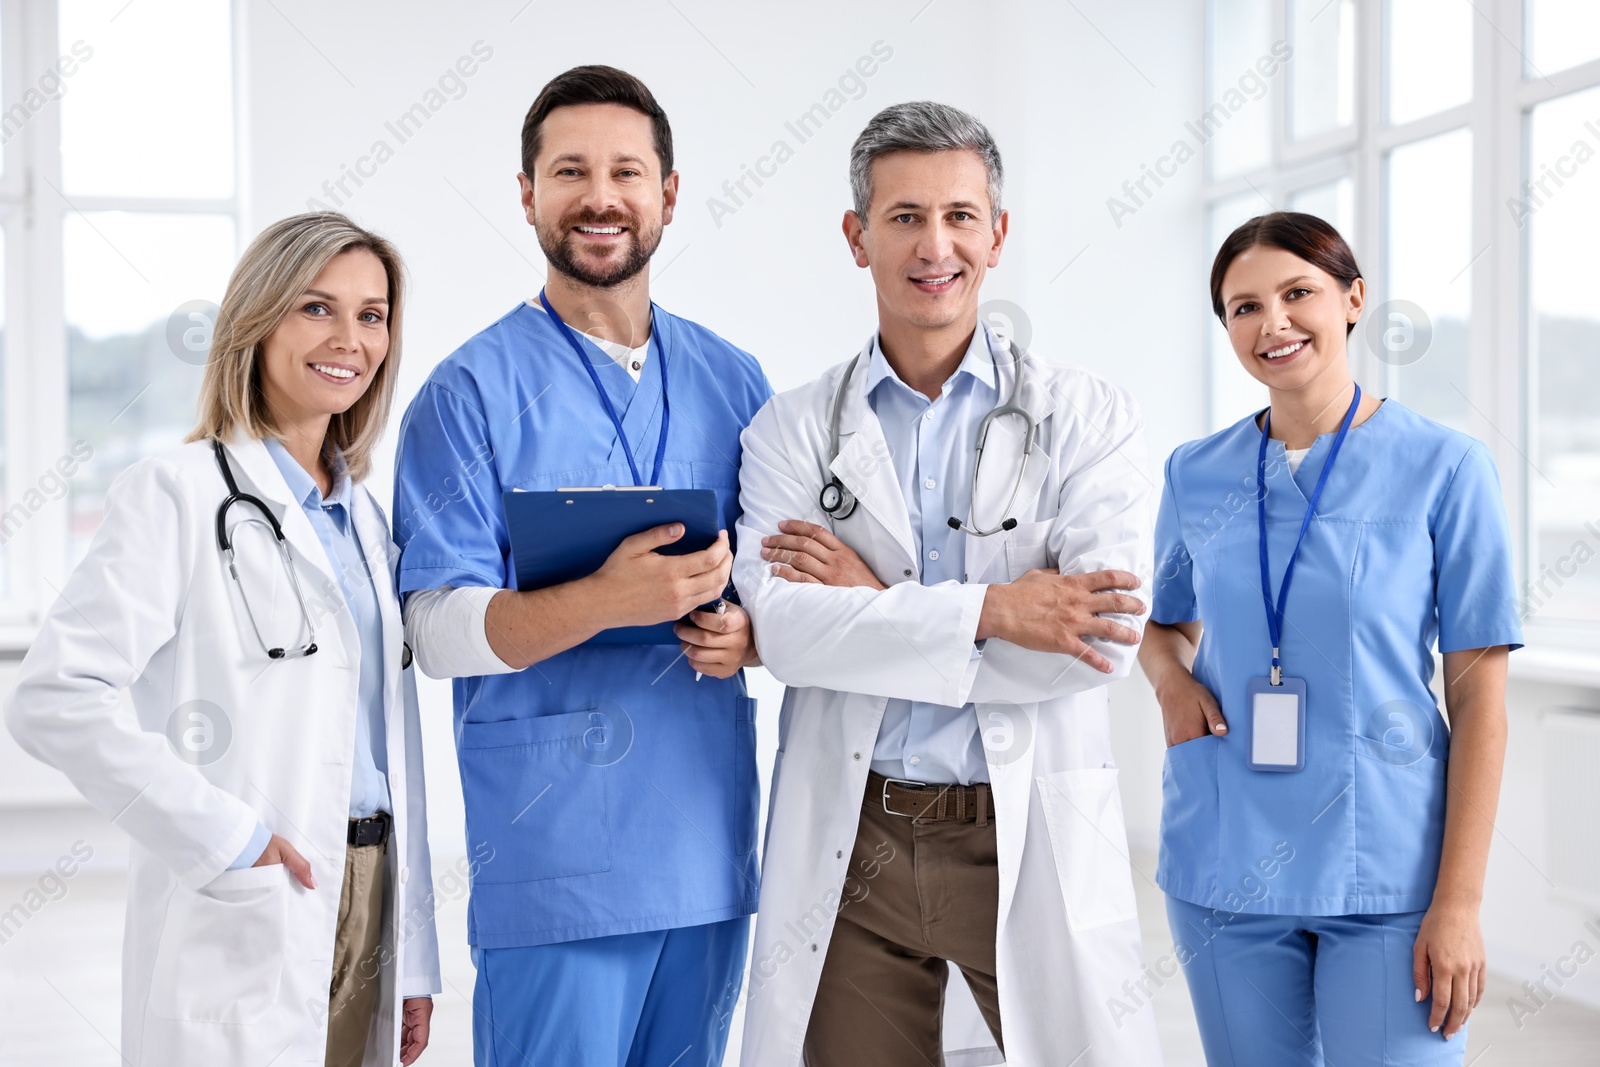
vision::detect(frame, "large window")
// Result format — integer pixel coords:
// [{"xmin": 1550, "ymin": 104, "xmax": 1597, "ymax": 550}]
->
[
  {"xmin": 1204, "ymin": 0, "xmax": 1600, "ymax": 635},
  {"xmin": 0, "ymin": 0, "xmax": 238, "ymax": 630}
]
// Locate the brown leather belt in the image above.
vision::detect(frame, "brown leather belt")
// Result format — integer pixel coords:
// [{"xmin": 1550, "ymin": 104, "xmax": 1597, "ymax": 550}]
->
[{"xmin": 871, "ymin": 771, "xmax": 990, "ymax": 826}]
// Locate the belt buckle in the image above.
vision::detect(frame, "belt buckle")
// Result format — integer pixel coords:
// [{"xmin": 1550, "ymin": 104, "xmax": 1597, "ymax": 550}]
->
[{"xmin": 880, "ymin": 776, "xmax": 927, "ymax": 818}]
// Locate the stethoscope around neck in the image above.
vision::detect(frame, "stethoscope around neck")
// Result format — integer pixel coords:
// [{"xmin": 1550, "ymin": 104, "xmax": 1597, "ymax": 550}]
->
[
  {"xmin": 211, "ymin": 439, "xmax": 318, "ymax": 659},
  {"xmin": 817, "ymin": 336, "xmax": 1038, "ymax": 537}
]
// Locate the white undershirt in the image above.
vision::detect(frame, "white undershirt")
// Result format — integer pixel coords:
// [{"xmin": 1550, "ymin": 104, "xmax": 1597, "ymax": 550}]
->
[
  {"xmin": 404, "ymin": 302, "xmax": 655, "ymax": 678},
  {"xmin": 1285, "ymin": 447, "xmax": 1311, "ymax": 474},
  {"xmin": 525, "ymin": 297, "xmax": 650, "ymax": 382},
  {"xmin": 404, "ymin": 586, "xmax": 514, "ymax": 677}
]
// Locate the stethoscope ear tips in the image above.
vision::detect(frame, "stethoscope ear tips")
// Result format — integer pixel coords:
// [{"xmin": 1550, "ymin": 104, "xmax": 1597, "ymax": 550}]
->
[
  {"xmin": 1001, "ymin": 518, "xmax": 1019, "ymax": 531},
  {"xmin": 946, "ymin": 516, "xmax": 962, "ymax": 530},
  {"xmin": 268, "ymin": 648, "xmax": 285, "ymax": 659}
]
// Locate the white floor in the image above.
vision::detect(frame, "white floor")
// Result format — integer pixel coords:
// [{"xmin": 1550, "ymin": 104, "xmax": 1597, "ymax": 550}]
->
[{"xmin": 1, "ymin": 808, "xmax": 1596, "ymax": 1065}]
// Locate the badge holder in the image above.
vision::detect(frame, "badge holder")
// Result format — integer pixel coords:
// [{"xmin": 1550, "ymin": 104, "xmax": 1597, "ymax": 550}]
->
[
  {"xmin": 1247, "ymin": 384, "xmax": 1361, "ymax": 776},
  {"xmin": 1246, "ymin": 674, "xmax": 1306, "ymax": 772}
]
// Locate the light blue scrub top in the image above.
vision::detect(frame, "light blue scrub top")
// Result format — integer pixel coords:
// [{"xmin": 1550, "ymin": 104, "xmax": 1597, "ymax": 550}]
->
[
  {"xmin": 393, "ymin": 301, "xmax": 771, "ymax": 949},
  {"xmin": 865, "ymin": 327, "xmax": 995, "ymax": 786},
  {"xmin": 1152, "ymin": 400, "xmax": 1522, "ymax": 916}
]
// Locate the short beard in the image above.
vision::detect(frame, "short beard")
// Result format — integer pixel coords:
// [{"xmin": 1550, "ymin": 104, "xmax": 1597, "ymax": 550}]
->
[{"xmin": 536, "ymin": 210, "xmax": 663, "ymax": 289}]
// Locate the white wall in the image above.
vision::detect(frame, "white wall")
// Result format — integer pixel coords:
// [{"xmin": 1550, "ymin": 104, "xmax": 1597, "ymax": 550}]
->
[
  {"xmin": 4, "ymin": 0, "xmax": 1590, "ymax": 1022},
  {"xmin": 227, "ymin": 0, "xmax": 1210, "ymax": 873}
]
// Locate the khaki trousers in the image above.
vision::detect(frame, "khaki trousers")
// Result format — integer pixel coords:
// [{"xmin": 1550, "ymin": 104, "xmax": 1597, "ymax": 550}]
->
[
  {"xmin": 325, "ymin": 837, "xmax": 387, "ymax": 1067},
  {"xmin": 804, "ymin": 774, "xmax": 1003, "ymax": 1066}
]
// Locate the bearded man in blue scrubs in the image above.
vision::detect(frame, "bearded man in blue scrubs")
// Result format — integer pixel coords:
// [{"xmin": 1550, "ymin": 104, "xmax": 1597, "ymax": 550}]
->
[{"xmin": 393, "ymin": 66, "xmax": 770, "ymax": 1067}]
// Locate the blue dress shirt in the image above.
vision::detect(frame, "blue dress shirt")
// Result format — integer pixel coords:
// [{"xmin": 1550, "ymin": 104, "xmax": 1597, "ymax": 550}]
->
[
  {"xmin": 867, "ymin": 326, "xmax": 998, "ymax": 786},
  {"xmin": 229, "ymin": 438, "xmax": 390, "ymax": 869}
]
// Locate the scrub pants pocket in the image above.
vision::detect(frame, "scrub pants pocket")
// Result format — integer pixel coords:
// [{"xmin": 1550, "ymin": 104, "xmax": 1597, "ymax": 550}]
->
[{"xmin": 1166, "ymin": 899, "xmax": 1466, "ymax": 1067}]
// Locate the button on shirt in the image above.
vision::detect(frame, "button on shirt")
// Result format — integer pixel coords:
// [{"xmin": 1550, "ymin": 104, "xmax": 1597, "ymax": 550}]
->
[
  {"xmin": 867, "ymin": 328, "xmax": 998, "ymax": 786},
  {"xmin": 267, "ymin": 439, "xmax": 391, "ymax": 818}
]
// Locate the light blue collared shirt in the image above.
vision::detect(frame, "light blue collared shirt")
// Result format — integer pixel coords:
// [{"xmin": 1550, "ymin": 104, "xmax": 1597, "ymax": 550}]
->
[
  {"xmin": 230, "ymin": 438, "xmax": 390, "ymax": 869},
  {"xmin": 867, "ymin": 325, "xmax": 998, "ymax": 786}
]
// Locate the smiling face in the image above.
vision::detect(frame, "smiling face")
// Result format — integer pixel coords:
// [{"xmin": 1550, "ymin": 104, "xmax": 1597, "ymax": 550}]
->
[
  {"xmin": 519, "ymin": 102, "xmax": 677, "ymax": 289},
  {"xmin": 1219, "ymin": 243, "xmax": 1365, "ymax": 391},
  {"xmin": 843, "ymin": 148, "xmax": 1007, "ymax": 335},
  {"xmin": 257, "ymin": 248, "xmax": 390, "ymax": 432}
]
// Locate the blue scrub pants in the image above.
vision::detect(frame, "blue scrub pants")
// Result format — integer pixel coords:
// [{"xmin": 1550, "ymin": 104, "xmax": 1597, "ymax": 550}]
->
[
  {"xmin": 1166, "ymin": 898, "xmax": 1465, "ymax": 1066},
  {"xmin": 471, "ymin": 916, "xmax": 749, "ymax": 1067}
]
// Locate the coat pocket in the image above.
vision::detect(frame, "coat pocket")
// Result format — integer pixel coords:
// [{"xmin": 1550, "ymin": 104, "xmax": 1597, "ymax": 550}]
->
[
  {"xmin": 1036, "ymin": 767, "xmax": 1140, "ymax": 932},
  {"xmin": 148, "ymin": 863, "xmax": 290, "ymax": 1023},
  {"xmin": 458, "ymin": 712, "xmax": 613, "ymax": 883},
  {"xmin": 1003, "ymin": 519, "xmax": 1055, "ymax": 578}
]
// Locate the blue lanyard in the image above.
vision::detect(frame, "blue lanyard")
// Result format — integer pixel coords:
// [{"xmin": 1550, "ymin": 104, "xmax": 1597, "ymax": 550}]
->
[
  {"xmin": 1256, "ymin": 384, "xmax": 1361, "ymax": 683},
  {"xmin": 539, "ymin": 289, "xmax": 670, "ymax": 487}
]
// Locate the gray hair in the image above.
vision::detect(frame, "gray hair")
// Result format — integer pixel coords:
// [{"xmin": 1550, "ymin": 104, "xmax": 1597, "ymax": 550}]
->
[{"xmin": 849, "ymin": 101, "xmax": 1004, "ymax": 223}]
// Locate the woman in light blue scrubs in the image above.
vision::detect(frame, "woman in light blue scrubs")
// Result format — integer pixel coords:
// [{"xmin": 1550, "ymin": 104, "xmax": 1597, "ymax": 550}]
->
[{"xmin": 1141, "ymin": 212, "xmax": 1521, "ymax": 1066}]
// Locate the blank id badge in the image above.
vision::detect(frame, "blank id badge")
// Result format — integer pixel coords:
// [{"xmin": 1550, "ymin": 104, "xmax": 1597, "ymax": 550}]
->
[{"xmin": 1246, "ymin": 676, "xmax": 1307, "ymax": 772}]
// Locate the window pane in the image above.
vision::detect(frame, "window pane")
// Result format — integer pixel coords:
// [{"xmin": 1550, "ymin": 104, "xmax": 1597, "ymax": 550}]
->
[
  {"xmin": 1528, "ymin": 85, "xmax": 1600, "ymax": 623},
  {"xmin": 1288, "ymin": 0, "xmax": 1355, "ymax": 140},
  {"xmin": 1388, "ymin": 0, "xmax": 1472, "ymax": 124},
  {"xmin": 65, "ymin": 212, "xmax": 234, "ymax": 561},
  {"xmin": 1526, "ymin": 0, "xmax": 1600, "ymax": 76},
  {"xmin": 1288, "ymin": 176, "xmax": 1354, "ymax": 236},
  {"xmin": 59, "ymin": 0, "xmax": 233, "ymax": 198},
  {"xmin": 1208, "ymin": 0, "xmax": 1275, "ymax": 178},
  {"xmin": 1208, "ymin": 193, "xmax": 1271, "ymax": 431},
  {"xmin": 1381, "ymin": 128, "xmax": 1472, "ymax": 429}
]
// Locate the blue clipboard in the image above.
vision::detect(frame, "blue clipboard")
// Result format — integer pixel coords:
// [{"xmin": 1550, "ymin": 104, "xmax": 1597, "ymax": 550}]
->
[{"xmin": 502, "ymin": 486, "xmax": 721, "ymax": 645}]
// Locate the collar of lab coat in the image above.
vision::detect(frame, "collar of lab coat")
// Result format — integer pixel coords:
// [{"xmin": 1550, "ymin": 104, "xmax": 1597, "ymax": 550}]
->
[
  {"xmin": 829, "ymin": 324, "xmax": 1057, "ymax": 579},
  {"xmin": 216, "ymin": 431, "xmax": 387, "ymax": 667}
]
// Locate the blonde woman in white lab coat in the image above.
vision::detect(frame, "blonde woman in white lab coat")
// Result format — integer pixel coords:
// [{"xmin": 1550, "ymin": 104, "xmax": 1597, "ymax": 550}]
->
[{"xmin": 6, "ymin": 212, "xmax": 440, "ymax": 1066}]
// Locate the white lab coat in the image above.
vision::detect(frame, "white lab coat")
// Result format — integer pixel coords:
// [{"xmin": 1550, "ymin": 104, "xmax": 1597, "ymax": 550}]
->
[
  {"xmin": 735, "ymin": 337, "xmax": 1164, "ymax": 1066},
  {"xmin": 5, "ymin": 433, "xmax": 441, "ymax": 1066}
]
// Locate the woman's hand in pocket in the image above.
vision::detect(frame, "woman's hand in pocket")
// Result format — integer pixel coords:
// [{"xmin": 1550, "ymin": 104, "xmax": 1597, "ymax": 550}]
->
[
  {"xmin": 1157, "ymin": 671, "xmax": 1228, "ymax": 748},
  {"xmin": 252, "ymin": 833, "xmax": 316, "ymax": 889}
]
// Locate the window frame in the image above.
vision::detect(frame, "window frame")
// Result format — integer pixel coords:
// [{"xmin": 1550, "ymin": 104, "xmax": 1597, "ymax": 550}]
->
[
  {"xmin": 0, "ymin": 0, "xmax": 245, "ymax": 643},
  {"xmin": 1202, "ymin": 0, "xmax": 1600, "ymax": 649}
]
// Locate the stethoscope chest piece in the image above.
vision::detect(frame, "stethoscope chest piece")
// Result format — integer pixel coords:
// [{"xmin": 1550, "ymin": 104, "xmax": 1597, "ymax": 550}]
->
[{"xmin": 819, "ymin": 477, "xmax": 857, "ymax": 520}]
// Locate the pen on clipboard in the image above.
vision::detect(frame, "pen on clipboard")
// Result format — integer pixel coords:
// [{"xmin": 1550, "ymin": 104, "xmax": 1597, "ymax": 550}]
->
[{"xmin": 694, "ymin": 598, "xmax": 727, "ymax": 682}]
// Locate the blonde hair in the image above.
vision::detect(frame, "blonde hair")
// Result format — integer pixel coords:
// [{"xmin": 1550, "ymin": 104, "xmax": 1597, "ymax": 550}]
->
[{"xmin": 187, "ymin": 211, "xmax": 406, "ymax": 482}]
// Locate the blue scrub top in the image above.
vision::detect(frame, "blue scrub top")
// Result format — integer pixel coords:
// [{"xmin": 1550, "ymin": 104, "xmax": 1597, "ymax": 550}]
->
[
  {"xmin": 1152, "ymin": 400, "xmax": 1522, "ymax": 916},
  {"xmin": 393, "ymin": 301, "xmax": 771, "ymax": 949}
]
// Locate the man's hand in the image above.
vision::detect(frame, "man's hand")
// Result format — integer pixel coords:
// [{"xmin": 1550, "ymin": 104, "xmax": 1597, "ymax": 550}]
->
[
  {"xmin": 586, "ymin": 525, "xmax": 733, "ymax": 629},
  {"xmin": 252, "ymin": 832, "xmax": 316, "ymax": 889},
  {"xmin": 675, "ymin": 603, "xmax": 760, "ymax": 678},
  {"xmin": 977, "ymin": 568, "xmax": 1145, "ymax": 672},
  {"xmin": 400, "ymin": 996, "xmax": 432, "ymax": 1064},
  {"xmin": 761, "ymin": 520, "xmax": 886, "ymax": 589}
]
